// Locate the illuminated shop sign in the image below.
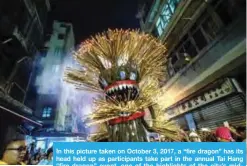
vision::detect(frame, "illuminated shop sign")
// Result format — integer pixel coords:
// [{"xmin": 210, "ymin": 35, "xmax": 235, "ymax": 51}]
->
[{"xmin": 165, "ymin": 78, "xmax": 235, "ymax": 119}]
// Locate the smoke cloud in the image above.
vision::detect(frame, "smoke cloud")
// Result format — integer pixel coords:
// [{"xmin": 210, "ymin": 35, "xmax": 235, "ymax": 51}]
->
[{"xmin": 34, "ymin": 49, "xmax": 99, "ymax": 136}]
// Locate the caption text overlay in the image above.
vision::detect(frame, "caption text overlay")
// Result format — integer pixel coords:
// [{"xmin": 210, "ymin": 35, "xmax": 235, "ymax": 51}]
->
[{"xmin": 54, "ymin": 142, "xmax": 246, "ymax": 166}]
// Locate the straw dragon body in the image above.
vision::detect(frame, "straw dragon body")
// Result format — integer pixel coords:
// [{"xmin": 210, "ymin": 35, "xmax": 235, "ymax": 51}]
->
[{"xmin": 65, "ymin": 29, "xmax": 182, "ymax": 142}]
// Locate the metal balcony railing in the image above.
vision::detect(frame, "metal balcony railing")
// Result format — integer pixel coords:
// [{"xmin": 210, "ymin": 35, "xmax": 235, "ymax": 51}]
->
[
  {"xmin": 8, "ymin": 82, "xmax": 25, "ymax": 102},
  {"xmin": 5, "ymin": 56, "xmax": 33, "ymax": 101}
]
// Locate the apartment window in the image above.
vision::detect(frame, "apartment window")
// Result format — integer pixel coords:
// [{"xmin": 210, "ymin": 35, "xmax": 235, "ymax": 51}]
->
[
  {"xmin": 201, "ymin": 16, "xmax": 221, "ymax": 41},
  {"xmin": 155, "ymin": 0, "xmax": 181, "ymax": 36},
  {"xmin": 178, "ymin": 35, "xmax": 198, "ymax": 58},
  {"xmin": 214, "ymin": 0, "xmax": 237, "ymax": 26},
  {"xmin": 42, "ymin": 107, "xmax": 52, "ymax": 118},
  {"xmin": 167, "ymin": 33, "xmax": 198, "ymax": 74},
  {"xmin": 161, "ymin": 4, "xmax": 173, "ymax": 20},
  {"xmin": 178, "ymin": 34, "xmax": 189, "ymax": 49},
  {"xmin": 156, "ymin": 4, "xmax": 172, "ymax": 35},
  {"xmin": 192, "ymin": 29, "xmax": 208, "ymax": 51},
  {"xmin": 58, "ymin": 34, "xmax": 65, "ymax": 40},
  {"xmin": 66, "ymin": 26, "xmax": 71, "ymax": 35},
  {"xmin": 170, "ymin": 53, "xmax": 178, "ymax": 65},
  {"xmin": 60, "ymin": 23, "xmax": 67, "ymax": 28},
  {"xmin": 185, "ymin": 40, "xmax": 197, "ymax": 58},
  {"xmin": 156, "ymin": 17, "xmax": 166, "ymax": 36},
  {"xmin": 168, "ymin": 0, "xmax": 180, "ymax": 13}
]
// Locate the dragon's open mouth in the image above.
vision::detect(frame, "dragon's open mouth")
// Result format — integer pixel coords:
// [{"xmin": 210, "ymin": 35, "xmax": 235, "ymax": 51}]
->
[{"xmin": 104, "ymin": 80, "xmax": 139, "ymax": 101}]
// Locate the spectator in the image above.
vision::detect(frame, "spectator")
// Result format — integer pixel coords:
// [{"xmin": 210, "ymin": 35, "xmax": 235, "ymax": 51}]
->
[
  {"xmin": 160, "ymin": 135, "xmax": 166, "ymax": 142},
  {"xmin": 38, "ymin": 147, "xmax": 53, "ymax": 165},
  {"xmin": 29, "ymin": 153, "xmax": 40, "ymax": 165},
  {"xmin": 215, "ymin": 127, "xmax": 235, "ymax": 142},
  {"xmin": 0, "ymin": 135, "xmax": 26, "ymax": 165},
  {"xmin": 189, "ymin": 130, "xmax": 201, "ymax": 142},
  {"xmin": 149, "ymin": 136, "xmax": 155, "ymax": 142},
  {"xmin": 236, "ymin": 126, "xmax": 246, "ymax": 142}
]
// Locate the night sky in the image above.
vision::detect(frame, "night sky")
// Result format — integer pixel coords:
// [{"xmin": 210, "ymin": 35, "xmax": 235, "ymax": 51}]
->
[
  {"xmin": 47, "ymin": 0, "xmax": 140, "ymax": 45},
  {"xmin": 25, "ymin": 0, "xmax": 141, "ymax": 110}
]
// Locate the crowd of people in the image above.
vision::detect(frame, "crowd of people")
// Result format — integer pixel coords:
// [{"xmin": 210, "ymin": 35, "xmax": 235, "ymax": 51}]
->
[
  {"xmin": 0, "ymin": 135, "xmax": 53, "ymax": 165},
  {"xmin": 0, "ymin": 125, "xmax": 245, "ymax": 165},
  {"xmin": 23, "ymin": 145, "xmax": 53, "ymax": 165},
  {"xmin": 149, "ymin": 126, "xmax": 246, "ymax": 142}
]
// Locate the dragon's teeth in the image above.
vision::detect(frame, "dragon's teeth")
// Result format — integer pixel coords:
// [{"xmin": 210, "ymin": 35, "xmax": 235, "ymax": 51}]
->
[{"xmin": 113, "ymin": 87, "xmax": 118, "ymax": 91}]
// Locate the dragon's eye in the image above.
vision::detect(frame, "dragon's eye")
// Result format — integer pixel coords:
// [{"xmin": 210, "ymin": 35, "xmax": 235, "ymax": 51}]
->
[
  {"xmin": 130, "ymin": 72, "xmax": 137, "ymax": 80},
  {"xmin": 120, "ymin": 71, "xmax": 126, "ymax": 80}
]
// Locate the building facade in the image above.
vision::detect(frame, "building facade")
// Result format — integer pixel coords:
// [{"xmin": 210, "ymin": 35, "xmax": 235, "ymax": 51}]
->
[
  {"xmin": 138, "ymin": 0, "xmax": 246, "ymax": 130},
  {"xmin": 0, "ymin": 0, "xmax": 50, "ymax": 142},
  {"xmin": 33, "ymin": 21, "xmax": 75, "ymax": 131}
]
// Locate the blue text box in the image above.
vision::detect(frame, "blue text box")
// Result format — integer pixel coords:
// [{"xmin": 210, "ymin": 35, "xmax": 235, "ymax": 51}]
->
[{"xmin": 53, "ymin": 142, "xmax": 246, "ymax": 166}]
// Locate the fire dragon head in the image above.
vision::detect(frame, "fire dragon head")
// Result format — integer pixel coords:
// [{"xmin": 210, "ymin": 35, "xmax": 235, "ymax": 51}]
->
[
  {"xmin": 99, "ymin": 63, "xmax": 140, "ymax": 102},
  {"xmin": 65, "ymin": 29, "xmax": 182, "ymax": 141}
]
